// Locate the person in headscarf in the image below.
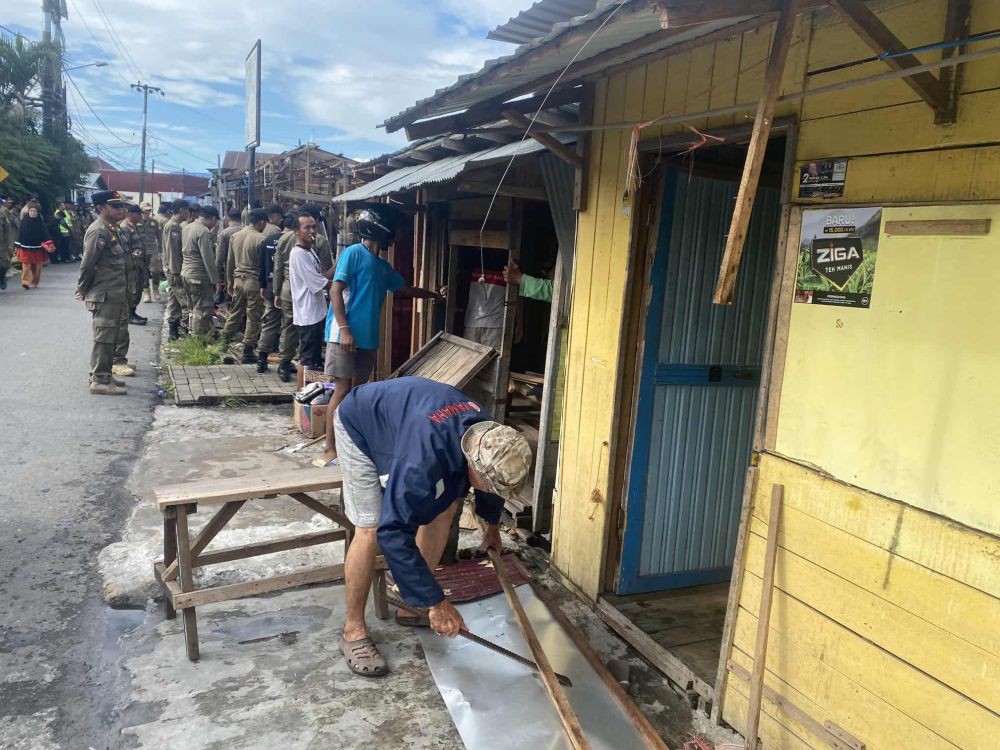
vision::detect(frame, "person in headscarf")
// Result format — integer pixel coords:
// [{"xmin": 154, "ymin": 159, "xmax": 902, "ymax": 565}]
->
[{"xmin": 15, "ymin": 204, "xmax": 54, "ymax": 289}]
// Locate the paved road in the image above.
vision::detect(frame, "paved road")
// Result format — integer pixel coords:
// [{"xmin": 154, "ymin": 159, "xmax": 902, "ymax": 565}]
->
[{"xmin": 0, "ymin": 264, "xmax": 162, "ymax": 749}]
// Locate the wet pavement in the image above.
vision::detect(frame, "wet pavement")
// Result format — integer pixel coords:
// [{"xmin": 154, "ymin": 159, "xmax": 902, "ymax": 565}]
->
[{"xmin": 0, "ymin": 264, "xmax": 162, "ymax": 749}]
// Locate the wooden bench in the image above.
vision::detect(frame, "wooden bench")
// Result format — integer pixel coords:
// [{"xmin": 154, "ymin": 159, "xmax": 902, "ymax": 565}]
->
[{"xmin": 153, "ymin": 466, "xmax": 389, "ymax": 661}]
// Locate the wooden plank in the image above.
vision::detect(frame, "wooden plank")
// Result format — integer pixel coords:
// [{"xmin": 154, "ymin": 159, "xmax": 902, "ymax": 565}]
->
[
  {"xmin": 884, "ymin": 218, "xmax": 991, "ymax": 236},
  {"xmin": 172, "ymin": 564, "xmax": 346, "ymax": 610},
  {"xmin": 493, "ymin": 199, "xmax": 522, "ymax": 424},
  {"xmin": 192, "ymin": 529, "xmax": 347, "ymax": 569},
  {"xmin": 458, "ymin": 180, "xmax": 547, "ymax": 202},
  {"xmin": 487, "ymin": 549, "xmax": 589, "ymax": 750},
  {"xmin": 712, "ymin": 466, "xmax": 759, "ymax": 723},
  {"xmin": 511, "ymin": 561, "xmax": 668, "ymax": 750},
  {"xmin": 175, "ymin": 505, "xmax": 200, "ymax": 661},
  {"xmin": 828, "ymin": 0, "xmax": 948, "ymax": 115},
  {"xmin": 502, "ymin": 110, "xmax": 583, "ymax": 169},
  {"xmin": 728, "ymin": 660, "xmax": 864, "ymax": 750},
  {"xmin": 155, "ymin": 467, "xmax": 343, "ymax": 508},
  {"xmin": 288, "ymin": 492, "xmax": 351, "ymax": 528},
  {"xmin": 162, "ymin": 500, "xmax": 246, "ymax": 582},
  {"xmin": 714, "ymin": 0, "xmax": 798, "ymax": 304},
  {"xmin": 449, "ymin": 228, "xmax": 508, "ymax": 249},
  {"xmin": 745, "ymin": 484, "xmax": 784, "ymax": 749},
  {"xmin": 595, "ymin": 597, "xmax": 714, "ymax": 702},
  {"xmin": 656, "ymin": 0, "xmax": 823, "ymax": 28},
  {"xmin": 391, "ymin": 331, "xmax": 498, "ymax": 387},
  {"xmin": 161, "ymin": 507, "xmax": 177, "ymax": 620}
]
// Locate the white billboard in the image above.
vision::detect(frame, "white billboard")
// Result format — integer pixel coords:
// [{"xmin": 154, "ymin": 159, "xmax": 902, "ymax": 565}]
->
[{"xmin": 244, "ymin": 40, "xmax": 261, "ymax": 149}]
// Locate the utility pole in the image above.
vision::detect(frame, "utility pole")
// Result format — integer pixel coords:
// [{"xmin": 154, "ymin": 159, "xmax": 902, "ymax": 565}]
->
[
  {"xmin": 41, "ymin": 0, "xmax": 66, "ymax": 140},
  {"xmin": 131, "ymin": 81, "xmax": 163, "ymax": 201}
]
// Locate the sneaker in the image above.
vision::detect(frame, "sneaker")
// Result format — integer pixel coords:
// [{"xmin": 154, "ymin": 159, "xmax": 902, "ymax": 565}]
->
[
  {"xmin": 90, "ymin": 381, "xmax": 127, "ymax": 396},
  {"xmin": 112, "ymin": 363, "xmax": 137, "ymax": 377},
  {"xmin": 142, "ymin": 289, "xmax": 152, "ymax": 303}
]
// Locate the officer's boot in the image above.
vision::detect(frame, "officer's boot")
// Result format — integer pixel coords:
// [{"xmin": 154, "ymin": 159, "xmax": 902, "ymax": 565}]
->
[
  {"xmin": 142, "ymin": 287, "xmax": 151, "ymax": 303},
  {"xmin": 240, "ymin": 345, "xmax": 257, "ymax": 365},
  {"xmin": 168, "ymin": 320, "xmax": 180, "ymax": 341},
  {"xmin": 277, "ymin": 359, "xmax": 293, "ymax": 383},
  {"xmin": 256, "ymin": 352, "xmax": 269, "ymax": 374},
  {"xmin": 151, "ymin": 280, "xmax": 161, "ymax": 302},
  {"xmin": 129, "ymin": 308, "xmax": 147, "ymax": 325}
]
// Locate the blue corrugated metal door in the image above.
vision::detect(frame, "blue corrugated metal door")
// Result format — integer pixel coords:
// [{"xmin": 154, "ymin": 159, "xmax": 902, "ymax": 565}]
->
[{"xmin": 618, "ymin": 167, "xmax": 780, "ymax": 594}]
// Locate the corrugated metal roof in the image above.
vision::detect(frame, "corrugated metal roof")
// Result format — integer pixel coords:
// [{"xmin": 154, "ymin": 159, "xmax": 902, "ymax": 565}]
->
[
  {"xmin": 488, "ymin": 0, "xmax": 600, "ymax": 45},
  {"xmin": 333, "ymin": 138, "xmax": 568, "ymax": 202},
  {"xmin": 385, "ymin": 2, "xmax": 753, "ymax": 132}
]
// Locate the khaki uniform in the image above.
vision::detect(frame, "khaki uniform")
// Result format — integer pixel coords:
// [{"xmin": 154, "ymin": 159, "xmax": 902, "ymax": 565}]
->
[
  {"xmin": 180, "ymin": 221, "xmax": 219, "ymax": 334},
  {"xmin": 120, "ymin": 220, "xmax": 147, "ymax": 311},
  {"xmin": 78, "ymin": 217, "xmax": 128, "ymax": 383},
  {"xmin": 264, "ymin": 222, "xmax": 281, "ymax": 237},
  {"xmin": 272, "ymin": 231, "xmax": 334, "ymax": 361},
  {"xmin": 0, "ymin": 205, "xmax": 14, "ymax": 275},
  {"xmin": 216, "ymin": 223, "xmax": 243, "ymax": 287},
  {"xmin": 138, "ymin": 216, "xmax": 162, "ymax": 286},
  {"xmin": 162, "ymin": 218, "xmax": 190, "ymax": 331},
  {"xmin": 220, "ymin": 226, "xmax": 265, "ymax": 347},
  {"xmin": 256, "ymin": 231, "xmax": 285, "ymax": 355}
]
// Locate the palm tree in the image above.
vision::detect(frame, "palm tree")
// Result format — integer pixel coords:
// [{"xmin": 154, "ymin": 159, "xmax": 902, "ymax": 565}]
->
[{"xmin": 0, "ymin": 33, "xmax": 60, "ymax": 124}]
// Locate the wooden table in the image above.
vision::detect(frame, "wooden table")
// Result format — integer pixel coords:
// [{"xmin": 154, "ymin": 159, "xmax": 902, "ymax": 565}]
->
[{"xmin": 152, "ymin": 467, "xmax": 389, "ymax": 661}]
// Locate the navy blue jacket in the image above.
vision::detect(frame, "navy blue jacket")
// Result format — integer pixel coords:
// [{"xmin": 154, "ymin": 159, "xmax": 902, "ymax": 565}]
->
[
  {"xmin": 339, "ymin": 377, "xmax": 504, "ymax": 607},
  {"xmin": 258, "ymin": 233, "xmax": 280, "ymax": 299}
]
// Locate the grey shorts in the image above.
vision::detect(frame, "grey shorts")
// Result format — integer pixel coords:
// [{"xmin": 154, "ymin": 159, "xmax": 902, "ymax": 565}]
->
[
  {"xmin": 325, "ymin": 343, "xmax": 377, "ymax": 381},
  {"xmin": 334, "ymin": 410, "xmax": 383, "ymax": 528}
]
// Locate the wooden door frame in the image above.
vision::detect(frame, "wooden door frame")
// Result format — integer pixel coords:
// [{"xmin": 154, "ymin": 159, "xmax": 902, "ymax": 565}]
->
[{"xmin": 602, "ymin": 122, "xmax": 799, "ymax": 596}]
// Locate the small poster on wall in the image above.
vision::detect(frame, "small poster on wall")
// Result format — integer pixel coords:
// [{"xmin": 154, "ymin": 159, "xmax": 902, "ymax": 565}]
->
[
  {"xmin": 795, "ymin": 207, "xmax": 882, "ymax": 308},
  {"xmin": 799, "ymin": 158, "xmax": 849, "ymax": 198}
]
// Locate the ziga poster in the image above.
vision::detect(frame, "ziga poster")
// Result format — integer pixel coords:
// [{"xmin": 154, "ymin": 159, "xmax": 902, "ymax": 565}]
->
[{"xmin": 795, "ymin": 207, "xmax": 882, "ymax": 308}]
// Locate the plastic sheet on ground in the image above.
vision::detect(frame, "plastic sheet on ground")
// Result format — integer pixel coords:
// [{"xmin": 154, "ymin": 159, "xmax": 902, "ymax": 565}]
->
[{"xmin": 417, "ymin": 588, "xmax": 651, "ymax": 749}]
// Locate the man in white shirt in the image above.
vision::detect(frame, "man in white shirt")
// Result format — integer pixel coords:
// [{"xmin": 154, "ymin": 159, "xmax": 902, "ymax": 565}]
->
[{"xmin": 288, "ymin": 213, "xmax": 334, "ymax": 375}]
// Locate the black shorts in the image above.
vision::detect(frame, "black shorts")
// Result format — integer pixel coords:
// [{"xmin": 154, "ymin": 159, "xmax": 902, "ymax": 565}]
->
[{"xmin": 296, "ymin": 321, "xmax": 326, "ymax": 371}]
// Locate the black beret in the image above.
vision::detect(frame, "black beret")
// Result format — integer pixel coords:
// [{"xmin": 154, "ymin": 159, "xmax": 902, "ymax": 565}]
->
[
  {"xmin": 249, "ymin": 208, "xmax": 269, "ymax": 224},
  {"xmin": 126, "ymin": 204, "xmax": 142, "ymax": 215},
  {"xmin": 226, "ymin": 208, "xmax": 242, "ymax": 220},
  {"xmin": 266, "ymin": 203, "xmax": 284, "ymax": 216},
  {"xmin": 158, "ymin": 202, "xmax": 173, "ymax": 214},
  {"xmin": 188, "ymin": 203, "xmax": 202, "ymax": 213},
  {"xmin": 93, "ymin": 190, "xmax": 127, "ymax": 206},
  {"xmin": 199, "ymin": 205, "xmax": 220, "ymax": 219},
  {"xmin": 173, "ymin": 199, "xmax": 190, "ymax": 210},
  {"xmin": 282, "ymin": 211, "xmax": 301, "ymax": 230}
]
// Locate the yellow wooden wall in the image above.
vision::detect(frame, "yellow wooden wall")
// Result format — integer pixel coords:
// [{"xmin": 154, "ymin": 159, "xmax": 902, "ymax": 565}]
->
[{"xmin": 551, "ymin": 0, "xmax": 1000, "ymax": 745}]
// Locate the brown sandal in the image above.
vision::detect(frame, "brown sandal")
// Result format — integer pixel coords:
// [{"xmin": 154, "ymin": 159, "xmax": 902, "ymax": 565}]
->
[{"xmin": 340, "ymin": 636, "xmax": 388, "ymax": 677}]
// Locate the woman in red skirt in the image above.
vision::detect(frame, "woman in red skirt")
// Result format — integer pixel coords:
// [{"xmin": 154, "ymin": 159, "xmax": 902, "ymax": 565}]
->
[{"xmin": 15, "ymin": 205, "xmax": 53, "ymax": 289}]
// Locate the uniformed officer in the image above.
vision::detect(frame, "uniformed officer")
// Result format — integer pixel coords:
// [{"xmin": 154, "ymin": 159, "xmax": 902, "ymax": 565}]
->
[
  {"xmin": 180, "ymin": 205, "xmax": 222, "ymax": 335},
  {"xmin": 215, "ymin": 208, "xmax": 243, "ymax": 294},
  {"xmin": 255, "ymin": 213, "xmax": 294, "ymax": 373},
  {"xmin": 220, "ymin": 208, "xmax": 267, "ymax": 360},
  {"xmin": 162, "ymin": 199, "xmax": 190, "ymax": 340},
  {"xmin": 121, "ymin": 205, "xmax": 149, "ymax": 326},
  {"xmin": 0, "ymin": 197, "xmax": 14, "ymax": 290},
  {"xmin": 76, "ymin": 191, "xmax": 129, "ymax": 396},
  {"xmin": 264, "ymin": 203, "xmax": 284, "ymax": 237},
  {"xmin": 139, "ymin": 201, "xmax": 163, "ymax": 302}
]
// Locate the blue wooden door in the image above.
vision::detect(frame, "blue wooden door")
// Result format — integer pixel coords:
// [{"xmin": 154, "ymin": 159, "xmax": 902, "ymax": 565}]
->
[{"xmin": 618, "ymin": 168, "xmax": 780, "ymax": 594}]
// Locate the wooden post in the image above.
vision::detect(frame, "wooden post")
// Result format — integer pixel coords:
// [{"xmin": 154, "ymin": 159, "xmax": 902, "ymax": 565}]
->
[
  {"xmin": 488, "ymin": 549, "xmax": 590, "ymax": 750},
  {"xmin": 175, "ymin": 504, "xmax": 200, "ymax": 662},
  {"xmin": 713, "ymin": 0, "xmax": 798, "ymax": 304},
  {"xmin": 372, "ymin": 568, "xmax": 390, "ymax": 620},
  {"xmin": 744, "ymin": 484, "xmax": 784, "ymax": 749},
  {"xmin": 493, "ymin": 198, "xmax": 522, "ymax": 424},
  {"xmin": 162, "ymin": 507, "xmax": 177, "ymax": 620}
]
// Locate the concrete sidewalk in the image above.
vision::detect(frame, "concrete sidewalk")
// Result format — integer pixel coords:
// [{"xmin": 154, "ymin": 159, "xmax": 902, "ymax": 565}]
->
[{"xmin": 101, "ymin": 400, "xmax": 723, "ymax": 749}]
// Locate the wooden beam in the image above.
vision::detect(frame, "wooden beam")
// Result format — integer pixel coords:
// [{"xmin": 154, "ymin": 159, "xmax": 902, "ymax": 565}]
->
[
  {"xmin": 458, "ymin": 180, "xmax": 547, "ymax": 202},
  {"xmin": 936, "ymin": 0, "xmax": 972, "ymax": 124},
  {"xmin": 402, "ymin": 86, "xmax": 585, "ymax": 140},
  {"xmin": 162, "ymin": 500, "xmax": 246, "ymax": 581},
  {"xmin": 884, "ymin": 218, "xmax": 991, "ymax": 236},
  {"xmin": 713, "ymin": 0, "xmax": 797, "ymax": 305},
  {"xmin": 657, "ymin": 0, "xmax": 823, "ymax": 28},
  {"xmin": 488, "ymin": 549, "xmax": 590, "ymax": 750},
  {"xmin": 449, "ymin": 228, "xmax": 508, "ymax": 249},
  {"xmin": 408, "ymin": 150, "xmax": 436, "ymax": 163},
  {"xmin": 438, "ymin": 136, "xmax": 475, "ymax": 153},
  {"xmin": 575, "ymin": 83, "xmax": 594, "ymax": 212},
  {"xmin": 829, "ymin": 0, "xmax": 948, "ymax": 114},
  {"xmin": 744, "ymin": 485, "xmax": 784, "ymax": 750},
  {"xmin": 502, "ymin": 109, "xmax": 582, "ymax": 168}
]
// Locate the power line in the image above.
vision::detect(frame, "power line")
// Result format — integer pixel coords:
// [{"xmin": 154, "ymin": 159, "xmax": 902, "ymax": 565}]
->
[
  {"xmin": 64, "ymin": 72, "xmax": 137, "ymax": 145},
  {"xmin": 64, "ymin": 0, "xmax": 131, "ymax": 86},
  {"xmin": 147, "ymin": 132, "xmax": 214, "ymax": 166},
  {"xmin": 91, "ymin": 0, "xmax": 144, "ymax": 80}
]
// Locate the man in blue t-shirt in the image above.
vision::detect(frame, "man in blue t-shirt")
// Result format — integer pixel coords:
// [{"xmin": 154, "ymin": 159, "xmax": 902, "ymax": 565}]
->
[
  {"xmin": 321, "ymin": 206, "xmax": 442, "ymax": 464},
  {"xmin": 333, "ymin": 377, "xmax": 532, "ymax": 677}
]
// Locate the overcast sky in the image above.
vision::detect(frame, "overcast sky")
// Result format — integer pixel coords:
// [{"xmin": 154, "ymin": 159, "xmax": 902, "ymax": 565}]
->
[{"xmin": 4, "ymin": 1, "xmax": 527, "ymax": 173}]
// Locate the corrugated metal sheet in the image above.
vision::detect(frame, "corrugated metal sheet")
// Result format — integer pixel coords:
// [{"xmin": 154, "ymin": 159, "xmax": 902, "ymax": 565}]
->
[
  {"xmin": 385, "ymin": 4, "xmax": 753, "ymax": 130},
  {"xmin": 637, "ymin": 175, "xmax": 779, "ymax": 579},
  {"xmin": 539, "ymin": 152, "xmax": 577, "ymax": 275},
  {"xmin": 488, "ymin": 0, "xmax": 601, "ymax": 45},
  {"xmin": 333, "ymin": 138, "xmax": 568, "ymax": 202}
]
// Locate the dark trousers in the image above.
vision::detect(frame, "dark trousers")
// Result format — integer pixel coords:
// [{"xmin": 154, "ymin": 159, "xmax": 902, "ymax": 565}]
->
[
  {"xmin": 295, "ymin": 320, "xmax": 325, "ymax": 371},
  {"xmin": 57, "ymin": 234, "xmax": 73, "ymax": 263}
]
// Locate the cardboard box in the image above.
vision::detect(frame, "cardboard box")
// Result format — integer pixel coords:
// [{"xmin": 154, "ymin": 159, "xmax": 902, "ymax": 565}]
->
[{"xmin": 294, "ymin": 399, "xmax": 329, "ymax": 438}]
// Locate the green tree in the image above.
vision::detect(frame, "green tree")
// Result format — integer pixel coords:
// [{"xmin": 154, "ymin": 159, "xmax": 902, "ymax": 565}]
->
[{"xmin": 0, "ymin": 34, "xmax": 59, "ymax": 125}]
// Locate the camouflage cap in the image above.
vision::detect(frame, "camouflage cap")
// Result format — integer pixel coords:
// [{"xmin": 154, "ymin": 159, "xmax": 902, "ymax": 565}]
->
[{"xmin": 461, "ymin": 422, "xmax": 532, "ymax": 501}]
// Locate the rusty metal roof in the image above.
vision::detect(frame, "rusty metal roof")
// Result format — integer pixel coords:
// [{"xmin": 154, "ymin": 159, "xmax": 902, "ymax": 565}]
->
[{"xmin": 488, "ymin": 0, "xmax": 601, "ymax": 45}]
